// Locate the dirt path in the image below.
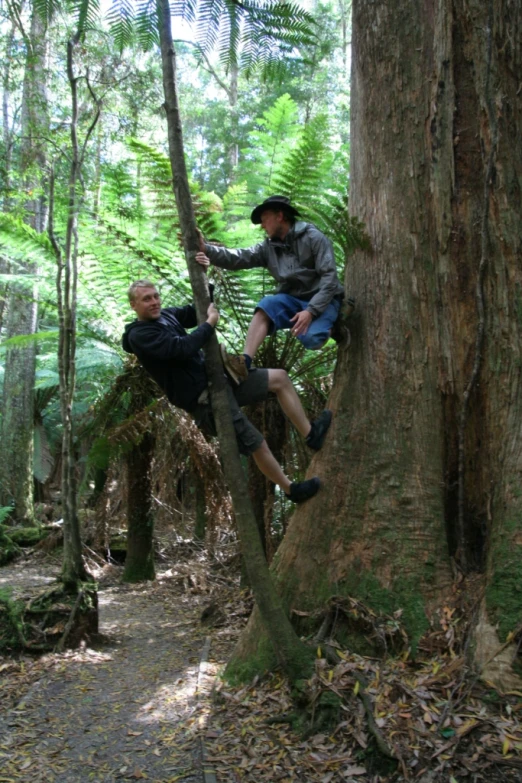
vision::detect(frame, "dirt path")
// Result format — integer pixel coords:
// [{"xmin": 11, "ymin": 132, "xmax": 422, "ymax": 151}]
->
[{"xmin": 0, "ymin": 559, "xmax": 217, "ymax": 783}]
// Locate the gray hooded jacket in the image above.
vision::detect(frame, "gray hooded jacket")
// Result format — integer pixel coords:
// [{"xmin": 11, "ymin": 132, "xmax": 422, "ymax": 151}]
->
[{"xmin": 204, "ymin": 221, "xmax": 344, "ymax": 317}]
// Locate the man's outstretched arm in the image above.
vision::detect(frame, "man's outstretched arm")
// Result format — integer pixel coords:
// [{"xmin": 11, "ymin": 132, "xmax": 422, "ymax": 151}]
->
[
  {"xmin": 196, "ymin": 230, "xmax": 267, "ymax": 271},
  {"xmin": 128, "ymin": 304, "xmax": 219, "ymax": 361}
]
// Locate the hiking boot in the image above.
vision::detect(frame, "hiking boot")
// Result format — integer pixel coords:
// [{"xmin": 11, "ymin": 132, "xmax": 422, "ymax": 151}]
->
[
  {"xmin": 306, "ymin": 409, "xmax": 333, "ymax": 451},
  {"xmin": 286, "ymin": 477, "xmax": 321, "ymax": 503},
  {"xmin": 220, "ymin": 344, "xmax": 249, "ymax": 385}
]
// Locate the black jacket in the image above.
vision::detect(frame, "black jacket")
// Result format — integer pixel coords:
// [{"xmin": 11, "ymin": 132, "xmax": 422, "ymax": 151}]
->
[{"xmin": 122, "ymin": 305, "xmax": 214, "ymax": 412}]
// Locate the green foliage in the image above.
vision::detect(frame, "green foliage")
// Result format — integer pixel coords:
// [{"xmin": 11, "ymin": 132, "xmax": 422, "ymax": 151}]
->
[
  {"xmin": 0, "ymin": 214, "xmax": 55, "ymax": 268},
  {"xmin": 486, "ymin": 511, "xmax": 522, "ymax": 641},
  {"xmin": 0, "ymin": 506, "xmax": 14, "ymax": 525},
  {"xmin": 105, "ymin": 0, "xmax": 315, "ymax": 77},
  {"xmin": 9, "ymin": 527, "xmax": 47, "ymax": 546},
  {"xmin": 0, "ymin": 525, "xmax": 19, "ymax": 566}
]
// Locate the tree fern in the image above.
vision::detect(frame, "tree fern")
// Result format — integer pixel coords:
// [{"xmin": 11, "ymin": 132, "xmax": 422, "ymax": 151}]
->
[
  {"xmin": 69, "ymin": 0, "xmax": 101, "ymax": 39},
  {"xmin": 0, "ymin": 214, "xmax": 55, "ymax": 267},
  {"xmin": 270, "ymin": 112, "xmax": 332, "ymax": 207},
  {"xmin": 107, "ymin": 0, "xmax": 136, "ymax": 52},
  {"xmin": 103, "ymin": 0, "xmax": 315, "ymax": 78},
  {"xmin": 239, "ymin": 93, "xmax": 301, "ymax": 196}
]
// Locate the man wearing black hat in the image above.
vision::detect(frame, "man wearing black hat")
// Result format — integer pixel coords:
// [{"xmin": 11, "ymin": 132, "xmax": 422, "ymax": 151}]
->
[{"xmin": 196, "ymin": 195, "xmax": 344, "ymax": 380}]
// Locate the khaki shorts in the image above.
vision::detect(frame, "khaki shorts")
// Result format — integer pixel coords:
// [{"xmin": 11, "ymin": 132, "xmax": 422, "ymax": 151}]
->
[{"xmin": 192, "ymin": 369, "xmax": 269, "ymax": 456}]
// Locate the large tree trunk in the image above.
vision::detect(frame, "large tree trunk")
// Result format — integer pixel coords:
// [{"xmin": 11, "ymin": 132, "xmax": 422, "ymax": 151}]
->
[
  {"xmin": 158, "ymin": 0, "xmax": 314, "ymax": 681},
  {"xmin": 233, "ymin": 0, "xmax": 522, "ymax": 681},
  {"xmin": 0, "ymin": 7, "xmax": 48, "ymax": 524}
]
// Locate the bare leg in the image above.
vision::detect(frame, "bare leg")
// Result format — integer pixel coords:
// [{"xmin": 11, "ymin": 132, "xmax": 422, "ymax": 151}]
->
[
  {"xmin": 244, "ymin": 309, "xmax": 271, "ymax": 359},
  {"xmin": 267, "ymin": 369, "xmax": 312, "ymax": 438},
  {"xmin": 252, "ymin": 440, "xmax": 291, "ymax": 493}
]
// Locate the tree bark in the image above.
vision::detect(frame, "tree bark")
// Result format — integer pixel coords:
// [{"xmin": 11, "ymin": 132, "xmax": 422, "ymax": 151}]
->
[
  {"xmin": 157, "ymin": 0, "xmax": 314, "ymax": 681},
  {"xmin": 123, "ymin": 431, "xmax": 156, "ymax": 582},
  {"xmin": 0, "ymin": 7, "xmax": 49, "ymax": 524},
  {"xmin": 233, "ymin": 0, "xmax": 522, "ymax": 680}
]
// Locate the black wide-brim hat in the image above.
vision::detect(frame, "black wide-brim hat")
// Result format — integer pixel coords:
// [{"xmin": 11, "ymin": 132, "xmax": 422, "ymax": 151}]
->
[{"xmin": 251, "ymin": 195, "xmax": 301, "ymax": 225}]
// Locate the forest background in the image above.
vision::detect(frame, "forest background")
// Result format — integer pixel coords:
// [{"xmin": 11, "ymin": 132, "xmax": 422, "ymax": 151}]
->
[
  {"xmin": 0, "ymin": 0, "xmax": 352, "ymax": 547},
  {"xmin": 1, "ymin": 0, "xmax": 522, "ymax": 778}
]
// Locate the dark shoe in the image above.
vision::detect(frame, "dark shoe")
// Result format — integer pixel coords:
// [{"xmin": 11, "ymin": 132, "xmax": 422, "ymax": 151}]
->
[
  {"xmin": 220, "ymin": 344, "xmax": 249, "ymax": 385},
  {"xmin": 306, "ymin": 409, "xmax": 332, "ymax": 451},
  {"xmin": 286, "ymin": 477, "xmax": 321, "ymax": 503}
]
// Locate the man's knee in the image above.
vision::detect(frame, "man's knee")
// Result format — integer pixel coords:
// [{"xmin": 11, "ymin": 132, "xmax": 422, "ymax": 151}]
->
[
  {"xmin": 267, "ymin": 368, "xmax": 290, "ymax": 392},
  {"xmin": 252, "ymin": 307, "xmax": 271, "ymax": 325},
  {"xmin": 299, "ymin": 330, "xmax": 329, "ymax": 350}
]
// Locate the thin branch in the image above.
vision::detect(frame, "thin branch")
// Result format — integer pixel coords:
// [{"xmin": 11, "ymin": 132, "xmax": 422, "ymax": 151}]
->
[
  {"xmin": 5, "ymin": 0, "xmax": 30, "ymax": 52},
  {"xmin": 79, "ymin": 72, "xmax": 101, "ymax": 170},
  {"xmin": 173, "ymin": 39, "xmax": 232, "ymax": 99}
]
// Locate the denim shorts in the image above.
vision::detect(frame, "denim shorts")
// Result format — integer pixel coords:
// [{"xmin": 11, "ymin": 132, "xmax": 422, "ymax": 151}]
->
[
  {"xmin": 192, "ymin": 368, "xmax": 269, "ymax": 456},
  {"xmin": 256, "ymin": 293, "xmax": 341, "ymax": 350}
]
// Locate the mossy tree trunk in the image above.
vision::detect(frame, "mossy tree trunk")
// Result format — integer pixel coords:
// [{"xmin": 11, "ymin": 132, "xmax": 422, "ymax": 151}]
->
[
  {"xmin": 123, "ymin": 431, "xmax": 156, "ymax": 582},
  {"xmin": 231, "ymin": 0, "xmax": 522, "ymax": 682},
  {"xmin": 157, "ymin": 0, "xmax": 314, "ymax": 681},
  {"xmin": 0, "ymin": 7, "xmax": 48, "ymax": 525}
]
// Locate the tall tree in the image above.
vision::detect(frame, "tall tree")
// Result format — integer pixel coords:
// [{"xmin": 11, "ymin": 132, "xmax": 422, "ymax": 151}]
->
[
  {"xmin": 231, "ymin": 0, "xmax": 522, "ymax": 686},
  {"xmin": 0, "ymin": 4, "xmax": 49, "ymax": 524},
  {"xmin": 157, "ymin": 0, "xmax": 316, "ymax": 681},
  {"xmin": 48, "ymin": 27, "xmax": 101, "ymax": 587}
]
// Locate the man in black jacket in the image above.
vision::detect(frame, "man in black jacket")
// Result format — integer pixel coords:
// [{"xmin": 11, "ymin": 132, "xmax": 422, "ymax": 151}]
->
[{"xmin": 122, "ymin": 280, "xmax": 332, "ymax": 504}]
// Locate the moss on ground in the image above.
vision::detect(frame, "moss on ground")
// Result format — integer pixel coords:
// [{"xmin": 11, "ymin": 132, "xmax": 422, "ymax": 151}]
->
[
  {"xmin": 225, "ymin": 634, "xmax": 277, "ymax": 684},
  {"xmin": 0, "ymin": 525, "xmax": 20, "ymax": 565},
  {"xmin": 0, "ymin": 588, "xmax": 25, "ymax": 653},
  {"xmin": 9, "ymin": 526, "xmax": 47, "ymax": 547},
  {"xmin": 486, "ymin": 512, "xmax": 522, "ymax": 641}
]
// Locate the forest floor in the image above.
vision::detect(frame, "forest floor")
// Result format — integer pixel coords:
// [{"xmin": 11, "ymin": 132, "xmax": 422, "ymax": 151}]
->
[{"xmin": 1, "ymin": 543, "xmax": 522, "ymax": 783}]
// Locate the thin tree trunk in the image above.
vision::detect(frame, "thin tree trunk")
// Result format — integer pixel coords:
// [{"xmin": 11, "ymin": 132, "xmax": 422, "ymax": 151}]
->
[
  {"xmin": 123, "ymin": 431, "xmax": 155, "ymax": 582},
  {"xmin": 157, "ymin": 0, "xmax": 313, "ymax": 681},
  {"xmin": 193, "ymin": 469, "xmax": 207, "ymax": 543},
  {"xmin": 49, "ymin": 35, "xmax": 99, "ymax": 588}
]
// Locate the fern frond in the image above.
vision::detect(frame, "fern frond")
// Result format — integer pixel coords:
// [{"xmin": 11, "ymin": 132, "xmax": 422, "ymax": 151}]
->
[
  {"xmin": 70, "ymin": 0, "xmax": 100, "ymax": 39},
  {"xmin": 171, "ymin": 0, "xmax": 198, "ymax": 24},
  {"xmin": 0, "ymin": 214, "xmax": 55, "ymax": 267},
  {"xmin": 271, "ymin": 113, "xmax": 331, "ymax": 206},
  {"xmin": 136, "ymin": 0, "xmax": 158, "ymax": 49},
  {"xmin": 0, "ymin": 331, "xmax": 59, "ymax": 351},
  {"xmin": 107, "ymin": 0, "xmax": 136, "ymax": 52},
  {"xmin": 196, "ymin": 0, "xmax": 224, "ymax": 56},
  {"xmin": 239, "ymin": 0, "xmax": 316, "ymax": 78},
  {"xmin": 33, "ymin": 0, "xmax": 61, "ymax": 24}
]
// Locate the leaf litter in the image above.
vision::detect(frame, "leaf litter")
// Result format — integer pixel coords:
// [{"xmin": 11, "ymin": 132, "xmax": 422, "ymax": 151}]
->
[{"xmin": 1, "ymin": 549, "xmax": 522, "ymax": 782}]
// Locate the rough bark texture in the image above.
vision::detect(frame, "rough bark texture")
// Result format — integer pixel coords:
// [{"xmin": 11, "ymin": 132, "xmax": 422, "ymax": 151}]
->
[
  {"xmin": 123, "ymin": 432, "xmax": 156, "ymax": 582},
  {"xmin": 158, "ymin": 0, "xmax": 313, "ymax": 681},
  {"xmin": 0, "ymin": 8, "xmax": 48, "ymax": 524},
  {"xmin": 234, "ymin": 0, "xmax": 522, "ymax": 677}
]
